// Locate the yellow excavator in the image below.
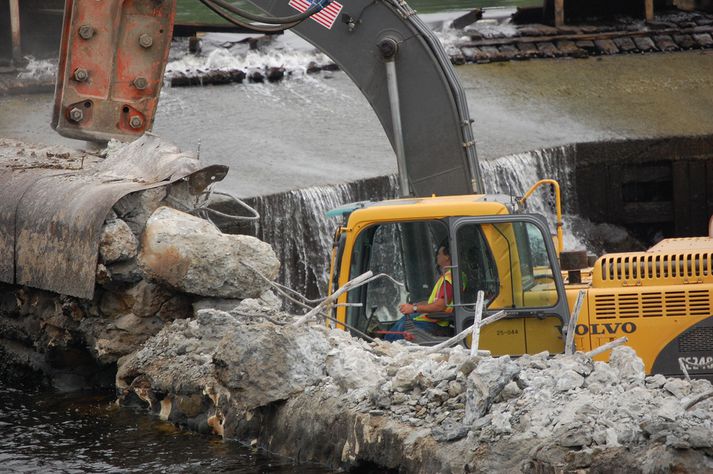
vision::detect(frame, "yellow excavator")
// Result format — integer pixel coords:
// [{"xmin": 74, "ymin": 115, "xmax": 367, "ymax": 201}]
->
[
  {"xmin": 21, "ymin": 0, "xmax": 713, "ymax": 381},
  {"xmin": 326, "ymin": 181, "xmax": 713, "ymax": 381}
]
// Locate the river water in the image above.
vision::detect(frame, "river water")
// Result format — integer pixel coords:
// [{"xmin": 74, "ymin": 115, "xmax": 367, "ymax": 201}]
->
[
  {"xmin": 0, "ymin": 382, "xmax": 331, "ymax": 473},
  {"xmin": 2, "ymin": 49, "xmax": 712, "ymax": 196},
  {"xmin": 2, "ymin": 4, "xmax": 713, "ymax": 472}
]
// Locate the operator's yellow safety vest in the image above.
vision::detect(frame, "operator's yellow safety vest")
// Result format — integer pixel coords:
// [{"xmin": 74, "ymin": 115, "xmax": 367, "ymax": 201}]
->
[{"xmin": 414, "ymin": 270, "xmax": 453, "ymax": 327}]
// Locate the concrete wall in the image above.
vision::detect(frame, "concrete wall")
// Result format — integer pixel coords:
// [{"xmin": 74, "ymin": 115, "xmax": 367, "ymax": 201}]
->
[{"xmin": 575, "ymin": 135, "xmax": 713, "ymax": 243}]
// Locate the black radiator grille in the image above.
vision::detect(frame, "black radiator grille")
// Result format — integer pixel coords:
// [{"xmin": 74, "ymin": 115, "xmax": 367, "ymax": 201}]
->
[{"xmin": 679, "ymin": 326, "xmax": 713, "ymax": 353}]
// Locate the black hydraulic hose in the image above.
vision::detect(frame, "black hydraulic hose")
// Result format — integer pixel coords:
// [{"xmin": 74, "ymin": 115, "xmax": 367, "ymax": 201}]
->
[
  {"xmin": 199, "ymin": 0, "xmax": 301, "ymax": 33},
  {"xmin": 202, "ymin": 0, "xmax": 328, "ymax": 25}
]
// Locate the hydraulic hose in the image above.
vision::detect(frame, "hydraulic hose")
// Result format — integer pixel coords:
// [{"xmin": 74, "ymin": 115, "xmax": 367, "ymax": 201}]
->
[
  {"xmin": 202, "ymin": 0, "xmax": 328, "ymax": 25},
  {"xmin": 199, "ymin": 0, "xmax": 301, "ymax": 33}
]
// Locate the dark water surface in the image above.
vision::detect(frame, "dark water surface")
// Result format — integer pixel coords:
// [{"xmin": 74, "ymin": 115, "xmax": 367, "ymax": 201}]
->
[{"xmin": 0, "ymin": 383, "xmax": 330, "ymax": 473}]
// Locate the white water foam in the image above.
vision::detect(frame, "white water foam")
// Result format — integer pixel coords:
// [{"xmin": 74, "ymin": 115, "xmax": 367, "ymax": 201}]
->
[
  {"xmin": 166, "ymin": 33, "xmax": 333, "ymax": 80},
  {"xmin": 479, "ymin": 146, "xmax": 586, "ymax": 251},
  {"xmin": 17, "ymin": 57, "xmax": 57, "ymax": 81}
]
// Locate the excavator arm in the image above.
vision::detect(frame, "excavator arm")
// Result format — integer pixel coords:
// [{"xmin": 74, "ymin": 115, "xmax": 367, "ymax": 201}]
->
[{"xmin": 52, "ymin": 0, "xmax": 483, "ymax": 196}]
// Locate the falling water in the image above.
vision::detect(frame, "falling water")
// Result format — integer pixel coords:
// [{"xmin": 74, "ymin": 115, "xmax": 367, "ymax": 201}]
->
[
  {"xmin": 245, "ymin": 175, "xmax": 398, "ymax": 302},
  {"xmin": 252, "ymin": 145, "xmax": 648, "ymax": 301},
  {"xmin": 479, "ymin": 145, "xmax": 586, "ymax": 250}
]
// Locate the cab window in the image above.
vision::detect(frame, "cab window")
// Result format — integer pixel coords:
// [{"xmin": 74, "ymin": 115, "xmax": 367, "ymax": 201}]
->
[
  {"xmin": 455, "ymin": 221, "xmax": 559, "ymax": 310},
  {"xmin": 346, "ymin": 220, "xmax": 448, "ymax": 335},
  {"xmin": 455, "ymin": 224, "xmax": 499, "ymax": 305}
]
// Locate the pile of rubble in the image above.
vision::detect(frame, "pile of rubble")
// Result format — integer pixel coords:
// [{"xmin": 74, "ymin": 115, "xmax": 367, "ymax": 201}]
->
[
  {"xmin": 116, "ymin": 300, "xmax": 713, "ymax": 472},
  {"xmin": 0, "ymin": 138, "xmax": 279, "ymax": 390}
]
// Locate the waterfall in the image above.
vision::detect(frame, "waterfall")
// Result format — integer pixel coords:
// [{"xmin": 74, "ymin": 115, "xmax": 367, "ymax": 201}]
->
[
  {"xmin": 479, "ymin": 145, "xmax": 586, "ymax": 251},
  {"xmin": 245, "ymin": 145, "xmax": 643, "ymax": 302},
  {"xmin": 245, "ymin": 175, "xmax": 398, "ymax": 302}
]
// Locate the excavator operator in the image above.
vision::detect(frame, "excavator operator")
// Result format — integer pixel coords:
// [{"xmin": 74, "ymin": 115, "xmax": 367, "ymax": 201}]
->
[{"xmin": 385, "ymin": 241, "xmax": 454, "ymax": 341}]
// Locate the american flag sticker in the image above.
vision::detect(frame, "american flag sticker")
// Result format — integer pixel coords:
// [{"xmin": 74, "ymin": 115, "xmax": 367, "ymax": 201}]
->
[{"xmin": 289, "ymin": 0, "xmax": 343, "ymax": 30}]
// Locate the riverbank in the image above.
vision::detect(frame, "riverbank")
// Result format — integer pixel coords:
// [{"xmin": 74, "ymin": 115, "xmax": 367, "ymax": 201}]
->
[{"xmin": 2, "ymin": 136, "xmax": 713, "ymax": 472}]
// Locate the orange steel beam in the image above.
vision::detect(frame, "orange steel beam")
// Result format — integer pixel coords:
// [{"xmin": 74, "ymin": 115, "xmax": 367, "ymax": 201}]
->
[{"xmin": 52, "ymin": 0, "xmax": 176, "ymax": 142}]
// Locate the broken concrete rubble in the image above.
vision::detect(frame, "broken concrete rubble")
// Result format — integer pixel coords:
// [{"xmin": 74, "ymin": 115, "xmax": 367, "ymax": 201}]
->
[
  {"xmin": 115, "ymin": 304, "xmax": 713, "ymax": 472},
  {"xmin": 0, "ymin": 138, "xmax": 281, "ymax": 388},
  {"xmin": 99, "ymin": 218, "xmax": 138, "ymax": 264}
]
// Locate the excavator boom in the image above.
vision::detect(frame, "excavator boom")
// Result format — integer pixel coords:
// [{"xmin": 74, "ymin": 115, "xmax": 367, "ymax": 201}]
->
[{"xmin": 51, "ymin": 0, "xmax": 483, "ymax": 196}]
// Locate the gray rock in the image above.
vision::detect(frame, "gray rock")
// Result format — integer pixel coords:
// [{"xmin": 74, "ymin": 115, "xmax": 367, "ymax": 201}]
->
[
  {"xmin": 258, "ymin": 290, "xmax": 282, "ymax": 311},
  {"xmin": 193, "ymin": 297, "xmax": 242, "ymax": 315},
  {"xmin": 393, "ymin": 366, "xmax": 418, "ymax": 392},
  {"xmin": 554, "ymin": 420, "xmax": 593, "ymax": 447},
  {"xmin": 656, "ymin": 399, "xmax": 683, "ymax": 421},
  {"xmin": 447, "ymin": 380, "xmax": 465, "ymax": 398},
  {"xmin": 96, "ymin": 263, "xmax": 111, "ymax": 285},
  {"xmin": 464, "ymin": 356, "xmax": 520, "ymax": 424},
  {"xmin": 557, "ymin": 352, "xmax": 594, "ymax": 376},
  {"xmin": 99, "ymin": 280, "xmax": 177, "ymax": 319},
  {"xmin": 99, "ymin": 219, "xmax": 138, "ymax": 264},
  {"xmin": 214, "ymin": 320, "xmax": 329, "ymax": 409},
  {"xmin": 113, "ymin": 187, "xmax": 168, "ymax": 235},
  {"xmin": 325, "ymin": 340, "xmax": 385, "ymax": 392},
  {"xmin": 497, "ymin": 380, "xmax": 522, "ymax": 401},
  {"xmin": 608, "ymin": 346, "xmax": 645, "ymax": 385},
  {"xmin": 490, "ymin": 411, "xmax": 512, "ymax": 434},
  {"xmin": 687, "ymin": 426, "xmax": 713, "ymax": 448},
  {"xmin": 106, "ymin": 259, "xmax": 143, "ymax": 284},
  {"xmin": 555, "ymin": 369, "xmax": 585, "ymax": 392},
  {"xmin": 431, "ymin": 420, "xmax": 468, "ymax": 442},
  {"xmin": 138, "ymin": 207, "xmax": 279, "ymax": 298},
  {"xmin": 392, "ymin": 392, "xmax": 408, "ymax": 404},
  {"xmin": 665, "ymin": 433, "xmax": 690, "ymax": 449},
  {"xmin": 663, "ymin": 378, "xmax": 691, "ymax": 399},
  {"xmin": 585, "ymin": 361, "xmax": 618, "ymax": 389},
  {"xmin": 84, "ymin": 313, "xmax": 165, "ymax": 363},
  {"xmin": 645, "ymin": 373, "xmax": 667, "ymax": 389}
]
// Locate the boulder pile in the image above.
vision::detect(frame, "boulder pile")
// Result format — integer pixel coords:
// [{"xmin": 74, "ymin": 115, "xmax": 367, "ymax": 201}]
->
[
  {"xmin": 0, "ymin": 139, "xmax": 279, "ymax": 390},
  {"xmin": 116, "ymin": 303, "xmax": 713, "ymax": 472}
]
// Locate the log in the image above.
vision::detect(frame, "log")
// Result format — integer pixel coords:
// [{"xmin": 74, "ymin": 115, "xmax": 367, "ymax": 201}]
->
[
  {"xmin": 565, "ymin": 290, "xmax": 585, "ymax": 355},
  {"xmin": 470, "ymin": 291, "xmax": 485, "ymax": 356}
]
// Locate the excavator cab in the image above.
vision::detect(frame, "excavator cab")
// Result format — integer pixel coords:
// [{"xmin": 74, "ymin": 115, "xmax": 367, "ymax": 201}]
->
[{"xmin": 329, "ymin": 196, "xmax": 570, "ymax": 355}]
